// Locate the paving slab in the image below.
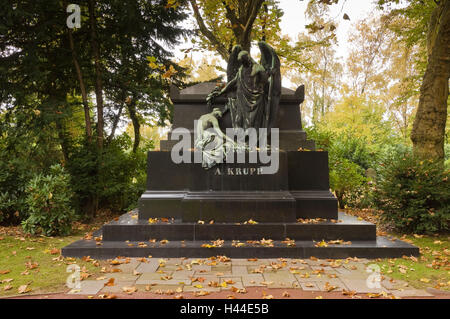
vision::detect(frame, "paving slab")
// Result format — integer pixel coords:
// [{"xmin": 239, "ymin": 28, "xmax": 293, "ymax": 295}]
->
[
  {"xmin": 262, "ymin": 271, "xmax": 297, "ymax": 288},
  {"xmin": 171, "ymin": 270, "xmax": 195, "ymax": 279},
  {"xmin": 135, "ymin": 272, "xmax": 189, "ymax": 285},
  {"xmin": 315, "ymin": 279, "xmax": 348, "ymax": 292},
  {"xmin": 183, "ymin": 285, "xmax": 221, "ymax": 293},
  {"xmin": 100, "ymin": 281, "xmax": 137, "ymax": 293},
  {"xmin": 232, "ymin": 265, "xmax": 249, "ymax": 275},
  {"xmin": 381, "ymin": 278, "xmax": 409, "ymax": 290},
  {"xmin": 231, "ymin": 259, "xmax": 266, "ymax": 266},
  {"xmin": 219, "ymin": 277, "xmax": 245, "ymax": 291},
  {"xmin": 116, "ymin": 259, "xmax": 141, "ymax": 272},
  {"xmin": 391, "ymin": 289, "xmax": 434, "ymax": 298},
  {"xmin": 299, "ymin": 282, "xmax": 320, "ymax": 291},
  {"xmin": 135, "ymin": 284, "xmax": 184, "ymax": 293},
  {"xmin": 191, "ymin": 264, "xmax": 212, "ymax": 272},
  {"xmin": 339, "ymin": 278, "xmax": 385, "ymax": 294},
  {"xmin": 139, "ymin": 272, "xmax": 174, "ymax": 280},
  {"xmin": 135, "ymin": 259, "xmax": 160, "ymax": 273},
  {"xmin": 294, "ymin": 273, "xmax": 318, "ymax": 284},
  {"xmin": 211, "ymin": 265, "xmax": 232, "ymax": 272},
  {"xmin": 241, "ymin": 274, "xmax": 265, "ymax": 287},
  {"xmin": 104, "ymin": 273, "xmax": 141, "ymax": 281},
  {"xmin": 68, "ymin": 280, "xmax": 107, "ymax": 295}
]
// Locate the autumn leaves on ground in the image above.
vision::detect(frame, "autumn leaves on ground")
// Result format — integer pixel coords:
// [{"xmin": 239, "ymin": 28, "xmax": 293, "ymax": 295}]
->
[{"xmin": 0, "ymin": 210, "xmax": 448, "ymax": 299}]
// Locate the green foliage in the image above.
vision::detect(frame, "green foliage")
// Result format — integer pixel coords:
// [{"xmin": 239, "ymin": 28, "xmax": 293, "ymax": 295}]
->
[
  {"xmin": 306, "ymin": 126, "xmax": 379, "ymax": 208},
  {"xmin": 378, "ymin": 0, "xmax": 435, "ymax": 76},
  {"xmin": 0, "ymin": 153, "xmax": 30, "ymax": 224},
  {"xmin": 329, "ymin": 158, "xmax": 367, "ymax": 208},
  {"xmin": 22, "ymin": 165, "xmax": 76, "ymax": 236},
  {"xmin": 0, "ymin": 1, "xmax": 188, "ymax": 224},
  {"xmin": 68, "ymin": 134, "xmax": 150, "ymax": 218},
  {"xmin": 373, "ymin": 151, "xmax": 450, "ymax": 234}
]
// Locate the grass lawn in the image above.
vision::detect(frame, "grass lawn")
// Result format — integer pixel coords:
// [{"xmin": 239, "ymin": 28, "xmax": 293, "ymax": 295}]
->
[
  {"xmin": 0, "ymin": 218, "xmax": 112, "ymax": 298},
  {"xmin": 376, "ymin": 234, "xmax": 449, "ymax": 291},
  {"xmin": 345, "ymin": 208, "xmax": 449, "ymax": 291}
]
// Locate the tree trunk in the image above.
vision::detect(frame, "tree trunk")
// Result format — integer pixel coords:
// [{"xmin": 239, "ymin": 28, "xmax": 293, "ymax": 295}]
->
[
  {"xmin": 190, "ymin": 0, "xmax": 264, "ymax": 59},
  {"xmin": 127, "ymin": 100, "xmax": 141, "ymax": 153},
  {"xmin": 88, "ymin": 0, "xmax": 104, "ymax": 150},
  {"xmin": 68, "ymin": 27, "xmax": 93, "ymax": 142},
  {"xmin": 411, "ymin": 1, "xmax": 450, "ymax": 160},
  {"xmin": 107, "ymin": 103, "xmax": 124, "ymax": 144}
]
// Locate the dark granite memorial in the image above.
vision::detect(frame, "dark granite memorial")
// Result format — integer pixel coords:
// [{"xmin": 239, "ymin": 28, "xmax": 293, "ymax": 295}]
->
[{"xmin": 63, "ymin": 43, "xmax": 418, "ymax": 259}]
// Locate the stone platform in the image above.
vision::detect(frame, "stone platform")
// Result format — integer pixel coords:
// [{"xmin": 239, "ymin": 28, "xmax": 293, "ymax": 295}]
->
[{"xmin": 62, "ymin": 211, "xmax": 419, "ymax": 259}]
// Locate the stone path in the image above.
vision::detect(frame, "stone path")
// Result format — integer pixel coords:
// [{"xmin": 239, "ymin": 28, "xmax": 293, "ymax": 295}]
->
[{"xmin": 67, "ymin": 257, "xmax": 435, "ymax": 298}]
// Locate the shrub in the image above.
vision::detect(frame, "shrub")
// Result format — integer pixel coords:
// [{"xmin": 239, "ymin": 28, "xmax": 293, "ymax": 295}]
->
[
  {"xmin": 0, "ymin": 149, "xmax": 33, "ymax": 224},
  {"xmin": 373, "ymin": 152, "xmax": 450, "ymax": 234},
  {"xmin": 22, "ymin": 164, "xmax": 76, "ymax": 236},
  {"xmin": 344, "ymin": 182, "xmax": 376, "ymax": 209},
  {"xmin": 67, "ymin": 133, "xmax": 149, "ymax": 218},
  {"xmin": 329, "ymin": 158, "xmax": 367, "ymax": 208}
]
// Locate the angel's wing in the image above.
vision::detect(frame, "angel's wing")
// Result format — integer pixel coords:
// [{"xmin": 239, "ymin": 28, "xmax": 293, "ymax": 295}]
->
[
  {"xmin": 258, "ymin": 41, "xmax": 282, "ymax": 129},
  {"xmin": 227, "ymin": 45, "xmax": 242, "ymax": 82}
]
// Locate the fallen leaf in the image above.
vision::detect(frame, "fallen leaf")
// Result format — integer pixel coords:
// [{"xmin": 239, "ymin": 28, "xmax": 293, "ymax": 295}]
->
[
  {"xmin": 18, "ymin": 284, "xmax": 31, "ymax": 294},
  {"xmin": 105, "ymin": 278, "xmax": 115, "ymax": 286},
  {"xmin": 122, "ymin": 286, "xmax": 137, "ymax": 294},
  {"xmin": 194, "ymin": 290, "xmax": 210, "ymax": 296}
]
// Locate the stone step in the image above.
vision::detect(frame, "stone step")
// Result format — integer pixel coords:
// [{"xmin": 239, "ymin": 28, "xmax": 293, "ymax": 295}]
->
[
  {"xmin": 181, "ymin": 191, "xmax": 297, "ymax": 223},
  {"xmin": 101, "ymin": 215, "xmax": 375, "ymax": 242},
  {"xmin": 61, "ymin": 237, "xmax": 419, "ymax": 260},
  {"xmin": 138, "ymin": 190, "xmax": 339, "ymax": 220}
]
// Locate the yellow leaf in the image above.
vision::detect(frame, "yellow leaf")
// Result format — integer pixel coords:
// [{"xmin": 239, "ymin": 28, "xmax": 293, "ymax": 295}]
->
[
  {"xmin": 18, "ymin": 285, "xmax": 31, "ymax": 294},
  {"xmin": 162, "ymin": 65, "xmax": 177, "ymax": 79},
  {"xmin": 194, "ymin": 290, "xmax": 210, "ymax": 296},
  {"xmin": 122, "ymin": 286, "xmax": 137, "ymax": 294}
]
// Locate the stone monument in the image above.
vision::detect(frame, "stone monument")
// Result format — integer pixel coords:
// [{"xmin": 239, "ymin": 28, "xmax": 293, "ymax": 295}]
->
[{"xmin": 62, "ymin": 43, "xmax": 418, "ymax": 259}]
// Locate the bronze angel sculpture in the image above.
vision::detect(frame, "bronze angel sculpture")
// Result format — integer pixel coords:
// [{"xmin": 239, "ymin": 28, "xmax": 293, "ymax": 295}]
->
[
  {"xmin": 196, "ymin": 42, "xmax": 281, "ymax": 169},
  {"xmin": 207, "ymin": 41, "xmax": 282, "ymax": 131}
]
